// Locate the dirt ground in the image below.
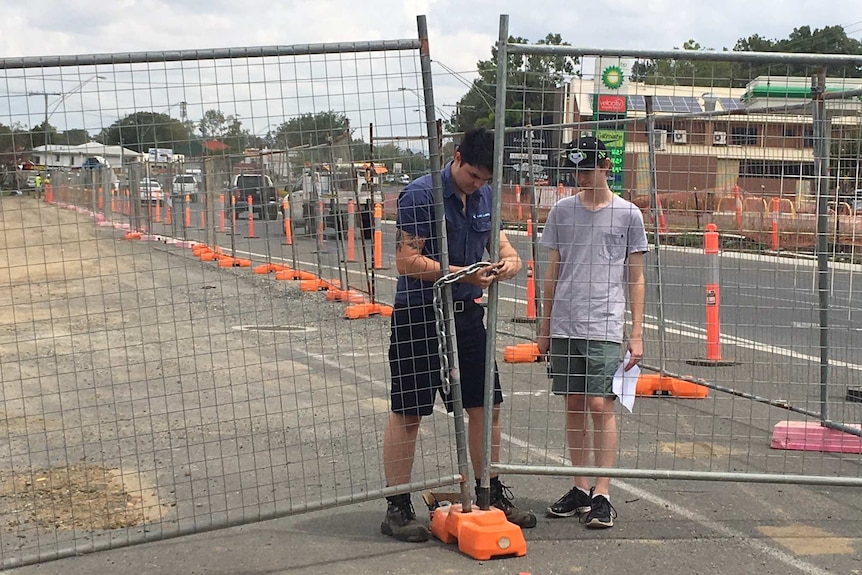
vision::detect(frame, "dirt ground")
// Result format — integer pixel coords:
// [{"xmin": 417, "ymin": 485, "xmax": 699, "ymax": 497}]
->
[{"xmin": 0, "ymin": 196, "xmax": 165, "ymax": 535}]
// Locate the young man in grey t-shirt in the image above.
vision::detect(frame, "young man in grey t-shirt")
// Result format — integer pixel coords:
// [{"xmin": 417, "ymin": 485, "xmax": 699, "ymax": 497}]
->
[{"xmin": 538, "ymin": 136, "xmax": 648, "ymax": 529}]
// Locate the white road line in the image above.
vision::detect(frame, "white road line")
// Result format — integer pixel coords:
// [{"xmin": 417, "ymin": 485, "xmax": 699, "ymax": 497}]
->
[{"xmin": 305, "ymin": 349, "xmax": 832, "ymax": 575}]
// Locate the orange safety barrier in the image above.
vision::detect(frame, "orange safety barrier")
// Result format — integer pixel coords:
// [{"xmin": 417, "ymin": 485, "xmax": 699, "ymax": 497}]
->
[
  {"xmin": 124, "ymin": 231, "xmax": 142, "ymax": 240},
  {"xmin": 184, "ymin": 194, "xmax": 191, "ymax": 228},
  {"xmin": 155, "ymin": 200, "xmax": 161, "ymax": 223},
  {"xmin": 283, "ymin": 197, "xmax": 292, "ymax": 245},
  {"xmin": 231, "ymin": 195, "xmax": 237, "ymax": 233},
  {"xmin": 98, "ymin": 190, "xmax": 104, "ymax": 211},
  {"xmin": 346, "ymin": 199, "xmax": 356, "ymax": 261},
  {"xmin": 247, "ymin": 195, "xmax": 257, "ymax": 238},
  {"xmin": 686, "ymin": 223, "xmax": 736, "ymax": 367},
  {"xmin": 373, "ymin": 202, "xmax": 383, "ymax": 270},
  {"xmin": 199, "ymin": 206, "xmax": 206, "ymax": 230},
  {"xmin": 219, "ymin": 193, "xmax": 226, "ymax": 232},
  {"xmin": 165, "ymin": 204, "xmax": 172, "ymax": 225}
]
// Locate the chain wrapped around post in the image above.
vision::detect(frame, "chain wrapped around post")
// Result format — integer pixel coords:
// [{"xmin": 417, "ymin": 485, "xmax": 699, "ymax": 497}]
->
[{"xmin": 431, "ymin": 261, "xmax": 494, "ymax": 394}]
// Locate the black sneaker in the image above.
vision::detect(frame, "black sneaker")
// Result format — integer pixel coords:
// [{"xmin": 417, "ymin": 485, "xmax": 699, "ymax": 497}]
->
[
  {"xmin": 582, "ymin": 494, "xmax": 616, "ymax": 529},
  {"xmin": 486, "ymin": 478, "xmax": 537, "ymax": 529},
  {"xmin": 380, "ymin": 495, "xmax": 430, "ymax": 542},
  {"xmin": 547, "ymin": 486, "xmax": 593, "ymax": 518}
]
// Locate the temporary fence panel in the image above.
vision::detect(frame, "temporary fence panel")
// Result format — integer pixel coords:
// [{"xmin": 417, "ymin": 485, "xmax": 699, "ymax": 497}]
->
[
  {"xmin": 0, "ymin": 17, "xmax": 468, "ymax": 568},
  {"xmin": 486, "ymin": 14, "xmax": 862, "ymax": 489}
]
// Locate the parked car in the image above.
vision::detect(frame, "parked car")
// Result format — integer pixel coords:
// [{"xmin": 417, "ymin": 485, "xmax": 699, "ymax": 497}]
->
[
  {"xmin": 398, "ymin": 174, "xmax": 411, "ymax": 185},
  {"xmin": 139, "ymin": 179, "xmax": 164, "ymax": 204},
  {"xmin": 172, "ymin": 173, "xmax": 200, "ymax": 202},
  {"xmin": 230, "ymin": 174, "xmax": 278, "ymax": 220}
]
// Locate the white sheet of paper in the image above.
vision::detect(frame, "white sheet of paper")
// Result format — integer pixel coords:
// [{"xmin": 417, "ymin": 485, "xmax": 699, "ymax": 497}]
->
[{"xmin": 612, "ymin": 351, "xmax": 639, "ymax": 413}]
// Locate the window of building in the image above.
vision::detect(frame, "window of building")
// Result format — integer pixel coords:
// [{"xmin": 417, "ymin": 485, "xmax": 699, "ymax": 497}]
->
[
  {"xmin": 740, "ymin": 160, "xmax": 814, "ymax": 178},
  {"xmin": 55, "ymin": 154, "xmax": 61, "ymax": 162},
  {"xmin": 803, "ymin": 128, "xmax": 816, "ymax": 148},
  {"xmin": 731, "ymin": 126, "xmax": 758, "ymax": 146}
]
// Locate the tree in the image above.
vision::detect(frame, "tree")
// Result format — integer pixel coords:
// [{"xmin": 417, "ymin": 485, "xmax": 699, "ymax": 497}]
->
[
  {"xmin": 55, "ymin": 129, "xmax": 90, "ymax": 146},
  {"xmin": 631, "ymin": 40, "xmax": 738, "ymax": 87},
  {"xmin": 97, "ymin": 112, "xmax": 192, "ymax": 153},
  {"xmin": 274, "ymin": 111, "xmax": 350, "ymax": 149},
  {"xmin": 450, "ymin": 33, "xmax": 578, "ymax": 132}
]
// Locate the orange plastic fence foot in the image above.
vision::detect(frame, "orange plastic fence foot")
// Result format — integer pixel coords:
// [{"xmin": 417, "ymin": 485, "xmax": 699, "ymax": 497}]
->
[
  {"xmin": 325, "ymin": 288, "xmax": 366, "ymax": 303},
  {"xmin": 503, "ymin": 343, "xmax": 540, "ymax": 363},
  {"xmin": 300, "ymin": 279, "xmax": 332, "ymax": 292},
  {"xmin": 430, "ymin": 504, "xmax": 527, "ymax": 561},
  {"xmin": 344, "ymin": 303, "xmax": 393, "ymax": 320},
  {"xmin": 635, "ymin": 373, "xmax": 709, "ymax": 398},
  {"xmin": 217, "ymin": 257, "xmax": 251, "ymax": 268},
  {"xmin": 253, "ymin": 263, "xmax": 286, "ymax": 275},
  {"xmin": 192, "ymin": 244, "xmax": 209, "ymax": 256},
  {"xmin": 275, "ymin": 269, "xmax": 317, "ymax": 281},
  {"xmin": 125, "ymin": 231, "xmax": 142, "ymax": 240},
  {"xmin": 200, "ymin": 251, "xmax": 221, "ymax": 262}
]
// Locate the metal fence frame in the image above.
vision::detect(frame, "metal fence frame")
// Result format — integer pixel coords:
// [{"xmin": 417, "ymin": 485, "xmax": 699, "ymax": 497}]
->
[{"xmin": 487, "ymin": 13, "xmax": 862, "ymax": 487}]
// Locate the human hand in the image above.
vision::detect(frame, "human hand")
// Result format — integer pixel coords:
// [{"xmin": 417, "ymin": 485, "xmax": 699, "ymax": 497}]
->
[
  {"xmin": 625, "ymin": 336, "xmax": 643, "ymax": 371},
  {"xmin": 537, "ymin": 334, "xmax": 551, "ymax": 358},
  {"xmin": 491, "ymin": 257, "xmax": 521, "ymax": 282},
  {"xmin": 461, "ymin": 264, "xmax": 499, "ymax": 289}
]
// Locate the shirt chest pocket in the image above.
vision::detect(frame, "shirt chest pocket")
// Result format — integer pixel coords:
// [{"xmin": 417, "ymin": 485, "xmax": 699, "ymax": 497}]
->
[{"xmin": 600, "ymin": 232, "xmax": 626, "ymax": 261}]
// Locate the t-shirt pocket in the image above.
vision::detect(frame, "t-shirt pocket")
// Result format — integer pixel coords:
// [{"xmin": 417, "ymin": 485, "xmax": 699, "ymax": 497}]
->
[{"xmin": 600, "ymin": 232, "xmax": 626, "ymax": 261}]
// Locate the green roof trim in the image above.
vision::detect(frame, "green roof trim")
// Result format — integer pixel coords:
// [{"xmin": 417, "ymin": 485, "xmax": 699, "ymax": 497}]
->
[{"xmin": 742, "ymin": 84, "xmax": 860, "ymax": 101}]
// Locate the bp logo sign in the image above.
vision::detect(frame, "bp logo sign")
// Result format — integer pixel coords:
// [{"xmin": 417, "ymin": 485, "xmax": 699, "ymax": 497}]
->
[{"xmin": 601, "ymin": 65, "xmax": 624, "ymax": 90}]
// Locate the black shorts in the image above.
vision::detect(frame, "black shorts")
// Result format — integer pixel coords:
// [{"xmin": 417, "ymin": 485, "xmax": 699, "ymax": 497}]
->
[{"xmin": 388, "ymin": 301, "xmax": 503, "ymax": 416}]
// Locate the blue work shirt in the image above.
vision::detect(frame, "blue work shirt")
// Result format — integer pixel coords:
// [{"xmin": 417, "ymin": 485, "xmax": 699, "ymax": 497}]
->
[{"xmin": 394, "ymin": 162, "xmax": 494, "ymax": 306}]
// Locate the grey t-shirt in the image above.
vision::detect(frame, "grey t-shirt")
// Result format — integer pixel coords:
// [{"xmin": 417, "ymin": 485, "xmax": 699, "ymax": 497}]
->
[{"xmin": 540, "ymin": 194, "xmax": 649, "ymax": 343}]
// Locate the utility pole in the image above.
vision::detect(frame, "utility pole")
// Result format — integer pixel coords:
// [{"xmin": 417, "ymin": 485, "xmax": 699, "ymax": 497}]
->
[{"xmin": 27, "ymin": 91, "xmax": 62, "ymax": 143}]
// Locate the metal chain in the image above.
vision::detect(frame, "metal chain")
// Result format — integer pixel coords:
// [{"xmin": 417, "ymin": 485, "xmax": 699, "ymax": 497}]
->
[{"xmin": 432, "ymin": 262, "xmax": 494, "ymax": 394}]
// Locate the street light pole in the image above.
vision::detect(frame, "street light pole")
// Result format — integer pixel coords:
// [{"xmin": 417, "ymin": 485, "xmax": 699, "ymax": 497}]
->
[{"xmin": 26, "ymin": 91, "xmax": 62, "ymax": 128}]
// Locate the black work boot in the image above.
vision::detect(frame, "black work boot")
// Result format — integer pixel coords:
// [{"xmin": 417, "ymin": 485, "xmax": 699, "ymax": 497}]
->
[
  {"xmin": 380, "ymin": 494, "xmax": 430, "ymax": 542},
  {"xmin": 482, "ymin": 477, "xmax": 537, "ymax": 529}
]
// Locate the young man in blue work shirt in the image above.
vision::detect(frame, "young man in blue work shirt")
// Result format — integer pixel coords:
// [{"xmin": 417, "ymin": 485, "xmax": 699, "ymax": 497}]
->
[{"xmin": 381, "ymin": 127, "xmax": 537, "ymax": 542}]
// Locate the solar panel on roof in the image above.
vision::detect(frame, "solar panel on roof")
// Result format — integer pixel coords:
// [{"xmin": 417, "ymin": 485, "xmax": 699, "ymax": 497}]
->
[
  {"xmin": 627, "ymin": 95, "xmax": 646, "ymax": 111},
  {"xmin": 718, "ymin": 97, "xmax": 745, "ymax": 111}
]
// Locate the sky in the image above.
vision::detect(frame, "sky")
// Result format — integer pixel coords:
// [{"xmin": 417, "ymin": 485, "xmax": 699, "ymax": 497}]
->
[{"xmin": 1, "ymin": 0, "xmax": 860, "ymax": 138}]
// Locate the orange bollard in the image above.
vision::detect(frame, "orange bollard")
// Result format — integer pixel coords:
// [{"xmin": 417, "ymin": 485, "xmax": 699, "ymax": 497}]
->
[
  {"xmin": 373, "ymin": 202, "xmax": 383, "ymax": 270},
  {"xmin": 515, "ymin": 184, "xmax": 522, "ymax": 221},
  {"xmin": 98, "ymin": 189, "xmax": 104, "ymax": 211},
  {"xmin": 155, "ymin": 199, "xmax": 161, "ymax": 223},
  {"xmin": 346, "ymin": 199, "xmax": 356, "ymax": 261},
  {"xmin": 686, "ymin": 223, "xmax": 735, "ymax": 367},
  {"xmin": 111, "ymin": 187, "xmax": 116, "ymax": 213},
  {"xmin": 283, "ymin": 197, "xmax": 293, "ymax": 245},
  {"xmin": 316, "ymin": 199, "xmax": 325, "ymax": 251},
  {"xmin": 219, "ymin": 193, "xmax": 225, "ymax": 232},
  {"xmin": 166, "ymin": 203, "xmax": 172, "ymax": 225},
  {"xmin": 231, "ymin": 195, "xmax": 237, "ymax": 233},
  {"xmin": 247, "ymin": 195, "xmax": 256, "ymax": 238},
  {"xmin": 770, "ymin": 196, "xmax": 779, "ymax": 251},
  {"xmin": 733, "ymin": 184, "xmax": 742, "ymax": 231},
  {"xmin": 557, "ymin": 181, "xmax": 564, "ymax": 200},
  {"xmin": 656, "ymin": 194, "xmax": 668, "ymax": 234},
  {"xmin": 199, "ymin": 207, "xmax": 206, "ymax": 230},
  {"xmin": 184, "ymin": 194, "xmax": 191, "ymax": 229}
]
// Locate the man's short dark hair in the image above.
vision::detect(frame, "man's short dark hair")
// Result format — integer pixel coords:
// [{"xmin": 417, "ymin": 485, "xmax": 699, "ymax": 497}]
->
[{"xmin": 457, "ymin": 127, "xmax": 494, "ymax": 172}]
